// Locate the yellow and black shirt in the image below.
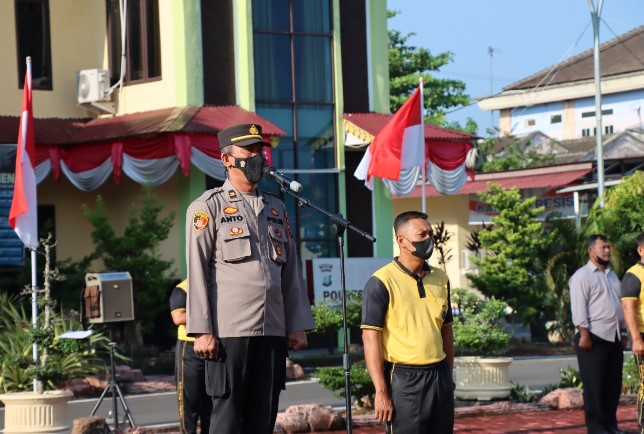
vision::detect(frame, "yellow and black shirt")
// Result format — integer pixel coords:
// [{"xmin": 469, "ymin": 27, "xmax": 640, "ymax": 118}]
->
[
  {"xmin": 361, "ymin": 259, "xmax": 453, "ymax": 365},
  {"xmin": 621, "ymin": 262, "xmax": 644, "ymax": 333},
  {"xmin": 169, "ymin": 280, "xmax": 194, "ymax": 342}
]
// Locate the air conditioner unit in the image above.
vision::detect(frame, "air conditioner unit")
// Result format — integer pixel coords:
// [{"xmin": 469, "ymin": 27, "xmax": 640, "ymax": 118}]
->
[{"xmin": 77, "ymin": 69, "xmax": 111, "ymax": 104}]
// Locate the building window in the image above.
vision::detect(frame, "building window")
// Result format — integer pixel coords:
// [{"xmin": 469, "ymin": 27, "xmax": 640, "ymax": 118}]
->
[
  {"xmin": 525, "ymin": 119, "xmax": 536, "ymax": 127},
  {"xmin": 15, "ymin": 0, "xmax": 53, "ymax": 90},
  {"xmin": 253, "ymin": 0, "xmax": 336, "ymax": 260},
  {"xmin": 581, "ymin": 108, "xmax": 613, "ymax": 118},
  {"xmin": 582, "ymin": 128, "xmax": 591, "ymax": 137},
  {"xmin": 550, "ymin": 114, "xmax": 562, "ymax": 124},
  {"xmin": 605, "ymin": 125, "xmax": 614, "ymax": 134},
  {"xmin": 106, "ymin": 0, "xmax": 161, "ymax": 84}
]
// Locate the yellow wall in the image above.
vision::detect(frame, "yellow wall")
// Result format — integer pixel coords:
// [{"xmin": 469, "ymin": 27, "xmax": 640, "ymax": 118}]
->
[
  {"xmin": 0, "ymin": 1, "xmax": 190, "ymax": 117},
  {"xmin": 393, "ymin": 195, "xmax": 473, "ymax": 290},
  {"xmin": 38, "ymin": 173, "xmax": 182, "ymax": 277},
  {"xmin": 0, "ymin": 1, "xmax": 106, "ymax": 117}
]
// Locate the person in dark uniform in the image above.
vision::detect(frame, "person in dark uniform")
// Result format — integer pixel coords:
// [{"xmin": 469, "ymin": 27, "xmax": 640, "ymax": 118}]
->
[
  {"xmin": 570, "ymin": 234, "xmax": 627, "ymax": 434},
  {"xmin": 361, "ymin": 211, "xmax": 454, "ymax": 434},
  {"xmin": 185, "ymin": 123, "xmax": 315, "ymax": 434},
  {"xmin": 169, "ymin": 279, "xmax": 212, "ymax": 434},
  {"xmin": 620, "ymin": 232, "xmax": 644, "ymax": 433}
]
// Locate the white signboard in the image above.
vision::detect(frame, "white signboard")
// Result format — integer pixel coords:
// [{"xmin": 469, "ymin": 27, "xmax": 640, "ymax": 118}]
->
[{"xmin": 307, "ymin": 257, "xmax": 392, "ymax": 302}]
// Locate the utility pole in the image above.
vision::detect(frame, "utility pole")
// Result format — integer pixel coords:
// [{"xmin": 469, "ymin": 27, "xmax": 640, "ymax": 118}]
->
[{"xmin": 587, "ymin": 0, "xmax": 605, "ymax": 207}]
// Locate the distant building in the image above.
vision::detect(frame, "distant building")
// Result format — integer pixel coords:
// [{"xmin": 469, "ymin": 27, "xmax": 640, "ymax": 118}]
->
[{"xmin": 478, "ymin": 25, "xmax": 644, "ymax": 141}]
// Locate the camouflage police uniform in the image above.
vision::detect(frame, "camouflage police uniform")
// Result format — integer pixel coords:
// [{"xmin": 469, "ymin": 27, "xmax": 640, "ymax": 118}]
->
[{"xmin": 185, "ymin": 124, "xmax": 314, "ymax": 434}]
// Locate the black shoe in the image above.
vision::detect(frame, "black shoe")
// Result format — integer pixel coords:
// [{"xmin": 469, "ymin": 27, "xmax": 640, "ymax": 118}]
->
[{"xmin": 607, "ymin": 428, "xmax": 629, "ymax": 434}]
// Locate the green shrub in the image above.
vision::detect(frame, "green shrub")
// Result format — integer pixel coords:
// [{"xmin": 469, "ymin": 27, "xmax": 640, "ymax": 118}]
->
[
  {"xmin": 623, "ymin": 355, "xmax": 639, "ymax": 395},
  {"xmin": 314, "ymin": 361, "xmax": 375, "ymax": 409},
  {"xmin": 452, "ymin": 288, "xmax": 510, "ymax": 357},
  {"xmin": 0, "ymin": 291, "xmax": 110, "ymax": 393}
]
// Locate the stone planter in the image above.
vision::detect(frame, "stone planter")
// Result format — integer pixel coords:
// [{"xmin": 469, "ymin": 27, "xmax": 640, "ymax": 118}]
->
[
  {"xmin": 0, "ymin": 390, "xmax": 73, "ymax": 434},
  {"xmin": 453, "ymin": 356, "xmax": 513, "ymax": 401}
]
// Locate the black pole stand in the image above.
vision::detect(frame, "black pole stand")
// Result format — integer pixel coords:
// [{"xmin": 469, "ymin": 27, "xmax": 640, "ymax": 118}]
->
[
  {"xmin": 279, "ymin": 184, "xmax": 376, "ymax": 434},
  {"xmin": 90, "ymin": 336, "xmax": 136, "ymax": 432}
]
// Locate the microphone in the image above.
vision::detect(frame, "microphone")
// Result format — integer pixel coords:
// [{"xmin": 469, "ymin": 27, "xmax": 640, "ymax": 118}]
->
[{"xmin": 263, "ymin": 166, "xmax": 303, "ymax": 193}]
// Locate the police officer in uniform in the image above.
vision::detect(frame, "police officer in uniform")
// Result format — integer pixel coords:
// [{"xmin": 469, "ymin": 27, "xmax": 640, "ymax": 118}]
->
[
  {"xmin": 185, "ymin": 124, "xmax": 315, "ymax": 434},
  {"xmin": 169, "ymin": 279, "xmax": 212, "ymax": 434}
]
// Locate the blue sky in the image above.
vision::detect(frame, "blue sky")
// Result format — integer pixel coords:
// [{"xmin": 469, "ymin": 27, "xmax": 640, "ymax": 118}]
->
[{"xmin": 388, "ymin": 0, "xmax": 644, "ymax": 136}]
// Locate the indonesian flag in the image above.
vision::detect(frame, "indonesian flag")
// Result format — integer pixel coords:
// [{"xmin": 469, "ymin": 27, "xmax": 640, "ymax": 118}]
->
[
  {"xmin": 9, "ymin": 60, "xmax": 38, "ymax": 249},
  {"xmin": 354, "ymin": 85, "xmax": 424, "ymax": 193}
]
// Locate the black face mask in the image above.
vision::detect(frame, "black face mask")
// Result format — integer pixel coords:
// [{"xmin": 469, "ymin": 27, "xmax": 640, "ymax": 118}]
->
[
  {"xmin": 596, "ymin": 257, "xmax": 611, "ymax": 267},
  {"xmin": 233, "ymin": 153, "xmax": 265, "ymax": 184},
  {"xmin": 405, "ymin": 236, "xmax": 434, "ymax": 260}
]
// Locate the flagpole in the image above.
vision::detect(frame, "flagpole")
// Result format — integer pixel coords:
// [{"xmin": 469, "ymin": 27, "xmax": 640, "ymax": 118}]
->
[
  {"xmin": 22, "ymin": 57, "xmax": 39, "ymax": 393},
  {"xmin": 419, "ymin": 78, "xmax": 426, "ymax": 214}
]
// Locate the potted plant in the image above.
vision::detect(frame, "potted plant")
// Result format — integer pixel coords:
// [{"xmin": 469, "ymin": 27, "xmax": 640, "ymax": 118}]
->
[
  {"xmin": 452, "ymin": 288, "xmax": 513, "ymax": 401},
  {"xmin": 0, "ymin": 235, "xmax": 106, "ymax": 434}
]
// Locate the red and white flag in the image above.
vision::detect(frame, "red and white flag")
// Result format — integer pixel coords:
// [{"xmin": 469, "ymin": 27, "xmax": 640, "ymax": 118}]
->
[
  {"xmin": 354, "ymin": 85, "xmax": 424, "ymax": 191},
  {"xmin": 9, "ymin": 60, "xmax": 38, "ymax": 249}
]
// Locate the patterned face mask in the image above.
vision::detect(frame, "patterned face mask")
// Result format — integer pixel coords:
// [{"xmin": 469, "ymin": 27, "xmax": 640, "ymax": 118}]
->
[{"xmin": 233, "ymin": 153, "xmax": 265, "ymax": 184}]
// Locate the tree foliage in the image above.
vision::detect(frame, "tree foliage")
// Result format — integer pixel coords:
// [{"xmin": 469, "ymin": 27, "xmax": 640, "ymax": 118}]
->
[
  {"xmin": 311, "ymin": 291, "xmax": 362, "ymax": 334},
  {"xmin": 467, "ymin": 183, "xmax": 555, "ymax": 324},
  {"xmin": 586, "ymin": 170, "xmax": 644, "ymax": 273},
  {"xmin": 452, "ymin": 288, "xmax": 510, "ymax": 357},
  {"xmin": 388, "ymin": 11, "xmax": 471, "ymax": 128}
]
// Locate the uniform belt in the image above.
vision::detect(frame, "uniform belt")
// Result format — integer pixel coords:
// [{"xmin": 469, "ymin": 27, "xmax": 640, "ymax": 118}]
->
[{"xmin": 384, "ymin": 359, "xmax": 446, "ymax": 371}]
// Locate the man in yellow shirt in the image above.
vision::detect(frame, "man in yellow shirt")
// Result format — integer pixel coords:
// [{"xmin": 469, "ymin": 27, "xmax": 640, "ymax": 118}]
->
[
  {"xmin": 362, "ymin": 211, "xmax": 454, "ymax": 434},
  {"xmin": 170, "ymin": 280, "xmax": 212, "ymax": 434},
  {"xmin": 621, "ymin": 232, "xmax": 644, "ymax": 433}
]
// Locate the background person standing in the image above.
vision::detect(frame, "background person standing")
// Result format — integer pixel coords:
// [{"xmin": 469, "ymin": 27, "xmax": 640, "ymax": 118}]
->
[
  {"xmin": 170, "ymin": 279, "xmax": 212, "ymax": 434},
  {"xmin": 185, "ymin": 124, "xmax": 315, "ymax": 434},
  {"xmin": 361, "ymin": 211, "xmax": 454, "ymax": 434},
  {"xmin": 570, "ymin": 234, "xmax": 627, "ymax": 434},
  {"xmin": 620, "ymin": 232, "xmax": 644, "ymax": 432}
]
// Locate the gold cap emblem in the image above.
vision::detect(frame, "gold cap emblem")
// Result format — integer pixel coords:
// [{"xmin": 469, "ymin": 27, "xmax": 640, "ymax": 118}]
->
[{"xmin": 249, "ymin": 125, "xmax": 259, "ymax": 135}]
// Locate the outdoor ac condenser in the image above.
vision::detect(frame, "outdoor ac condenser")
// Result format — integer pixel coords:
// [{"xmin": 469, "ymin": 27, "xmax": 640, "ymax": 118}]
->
[
  {"xmin": 77, "ymin": 69, "xmax": 111, "ymax": 104},
  {"xmin": 84, "ymin": 272, "xmax": 135, "ymax": 324}
]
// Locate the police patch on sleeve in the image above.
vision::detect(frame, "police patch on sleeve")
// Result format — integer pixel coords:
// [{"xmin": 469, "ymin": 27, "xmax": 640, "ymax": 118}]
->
[{"xmin": 193, "ymin": 212, "xmax": 210, "ymax": 231}]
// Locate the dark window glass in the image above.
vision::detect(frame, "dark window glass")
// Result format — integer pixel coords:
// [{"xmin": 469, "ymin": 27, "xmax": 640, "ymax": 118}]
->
[
  {"xmin": 253, "ymin": 33, "xmax": 293, "ymax": 101},
  {"xmin": 550, "ymin": 114, "xmax": 562, "ymax": 124},
  {"xmin": 127, "ymin": 0, "xmax": 143, "ymax": 81},
  {"xmin": 145, "ymin": 0, "xmax": 161, "ymax": 77},
  {"xmin": 253, "ymin": 0, "xmax": 336, "ymax": 258},
  {"xmin": 106, "ymin": 0, "xmax": 161, "ymax": 84},
  {"xmin": 296, "ymin": 105, "xmax": 334, "ymax": 169},
  {"xmin": 294, "ymin": 35, "xmax": 332, "ymax": 102},
  {"xmin": 15, "ymin": 0, "xmax": 53, "ymax": 90},
  {"xmin": 293, "ymin": 0, "xmax": 330, "ymax": 33},
  {"xmin": 252, "ymin": 0, "xmax": 290, "ymax": 31}
]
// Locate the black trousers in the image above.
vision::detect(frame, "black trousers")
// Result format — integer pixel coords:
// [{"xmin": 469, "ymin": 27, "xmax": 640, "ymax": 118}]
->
[
  {"xmin": 384, "ymin": 359, "xmax": 454, "ymax": 434},
  {"xmin": 574, "ymin": 332, "xmax": 623, "ymax": 434},
  {"xmin": 205, "ymin": 336, "xmax": 287, "ymax": 434},
  {"xmin": 175, "ymin": 340, "xmax": 212, "ymax": 434}
]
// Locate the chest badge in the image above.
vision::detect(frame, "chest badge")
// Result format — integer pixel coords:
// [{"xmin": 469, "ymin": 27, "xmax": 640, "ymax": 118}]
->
[
  {"xmin": 271, "ymin": 208, "xmax": 279, "ymax": 216},
  {"xmin": 275, "ymin": 244, "xmax": 283, "ymax": 256},
  {"xmin": 193, "ymin": 212, "xmax": 209, "ymax": 231},
  {"xmin": 228, "ymin": 190, "xmax": 238, "ymax": 199},
  {"xmin": 223, "ymin": 206, "xmax": 238, "ymax": 215},
  {"xmin": 229, "ymin": 227, "xmax": 244, "ymax": 236},
  {"xmin": 274, "ymin": 229, "xmax": 283, "ymax": 238}
]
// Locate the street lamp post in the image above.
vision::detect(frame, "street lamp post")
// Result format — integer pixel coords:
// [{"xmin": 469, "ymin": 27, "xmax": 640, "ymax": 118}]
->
[{"xmin": 587, "ymin": 0, "xmax": 605, "ymax": 207}]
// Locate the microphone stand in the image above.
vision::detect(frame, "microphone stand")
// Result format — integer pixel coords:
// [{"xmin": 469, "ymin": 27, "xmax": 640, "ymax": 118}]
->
[{"xmin": 276, "ymin": 181, "xmax": 375, "ymax": 434}]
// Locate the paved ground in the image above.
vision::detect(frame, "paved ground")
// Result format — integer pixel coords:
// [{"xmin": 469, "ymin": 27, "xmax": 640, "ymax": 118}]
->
[{"xmin": 345, "ymin": 404, "xmax": 640, "ymax": 434}]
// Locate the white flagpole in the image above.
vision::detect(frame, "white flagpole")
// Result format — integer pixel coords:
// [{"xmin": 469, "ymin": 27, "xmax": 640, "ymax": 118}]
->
[{"xmin": 419, "ymin": 77, "xmax": 426, "ymax": 214}]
